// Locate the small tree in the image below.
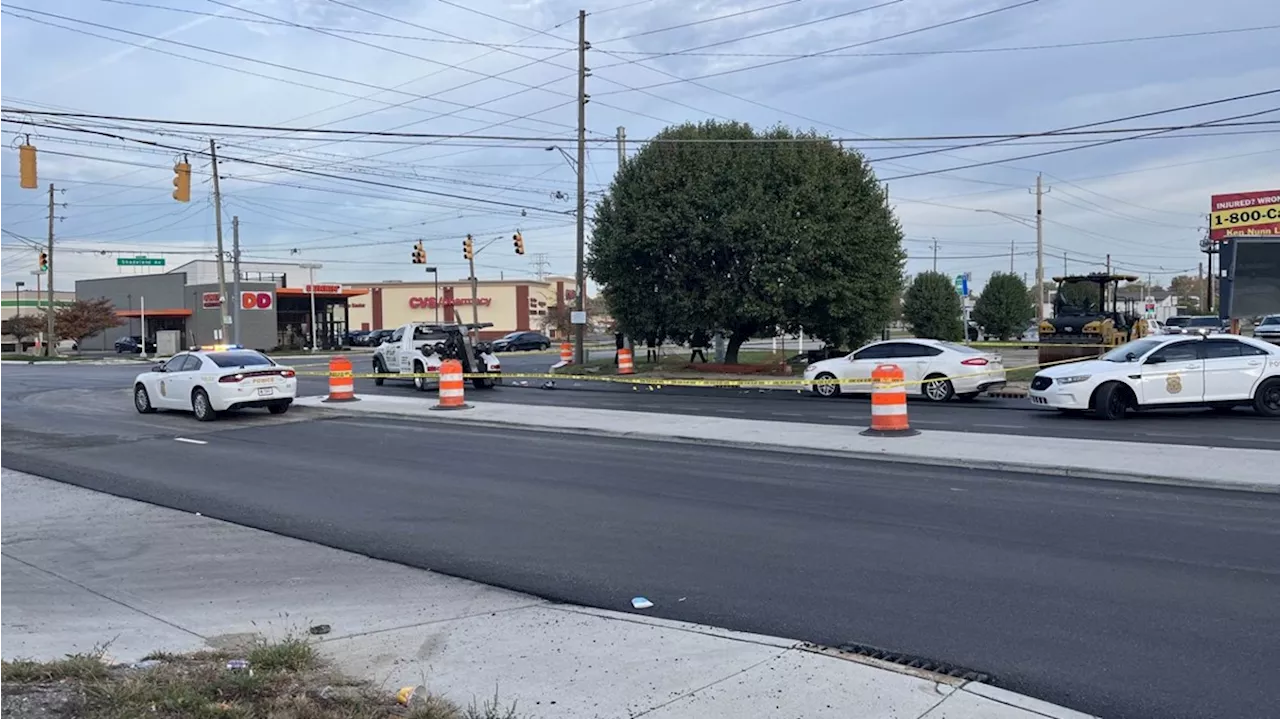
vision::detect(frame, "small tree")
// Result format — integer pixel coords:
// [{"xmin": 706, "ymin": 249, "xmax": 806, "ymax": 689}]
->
[
  {"xmin": 55, "ymin": 298, "xmax": 122, "ymax": 345},
  {"xmin": 540, "ymin": 303, "xmax": 572, "ymax": 339},
  {"xmin": 902, "ymin": 272, "xmax": 963, "ymax": 341},
  {"xmin": 2, "ymin": 315, "xmax": 46, "ymax": 345},
  {"xmin": 973, "ymin": 272, "xmax": 1033, "ymax": 340}
]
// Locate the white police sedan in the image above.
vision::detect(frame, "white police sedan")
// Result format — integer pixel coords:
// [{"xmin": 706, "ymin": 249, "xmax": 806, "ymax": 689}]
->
[
  {"xmin": 133, "ymin": 345, "xmax": 297, "ymax": 421},
  {"xmin": 1028, "ymin": 333, "xmax": 1280, "ymax": 420}
]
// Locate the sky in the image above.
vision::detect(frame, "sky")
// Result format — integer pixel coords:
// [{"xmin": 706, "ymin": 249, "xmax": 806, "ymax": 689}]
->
[{"xmin": 2, "ymin": 0, "xmax": 1278, "ymax": 293}]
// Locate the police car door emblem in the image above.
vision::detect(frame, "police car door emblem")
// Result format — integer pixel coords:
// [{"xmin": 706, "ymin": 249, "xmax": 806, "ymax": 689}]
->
[{"xmin": 1166, "ymin": 373, "xmax": 1182, "ymax": 394}]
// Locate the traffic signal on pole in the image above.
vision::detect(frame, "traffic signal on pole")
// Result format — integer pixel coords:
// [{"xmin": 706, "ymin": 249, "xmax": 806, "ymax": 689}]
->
[
  {"xmin": 463, "ymin": 234, "xmax": 475, "ymax": 261},
  {"xmin": 19, "ymin": 141, "xmax": 38, "ymax": 189},
  {"xmin": 412, "ymin": 240, "xmax": 426, "ymax": 264},
  {"xmin": 172, "ymin": 158, "xmax": 192, "ymax": 202},
  {"xmin": 38, "ymin": 252, "xmax": 48, "ymax": 272},
  {"xmin": 513, "ymin": 231, "xmax": 525, "ymax": 255}
]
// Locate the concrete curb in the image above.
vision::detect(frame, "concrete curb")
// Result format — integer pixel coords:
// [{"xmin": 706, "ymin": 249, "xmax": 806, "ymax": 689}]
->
[{"xmin": 296, "ymin": 402, "xmax": 1278, "ymax": 495}]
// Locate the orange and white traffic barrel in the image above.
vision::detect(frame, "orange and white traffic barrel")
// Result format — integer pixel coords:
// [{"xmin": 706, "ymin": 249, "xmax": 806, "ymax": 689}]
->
[
  {"xmin": 860, "ymin": 364, "xmax": 917, "ymax": 436},
  {"xmin": 617, "ymin": 347, "xmax": 634, "ymax": 375},
  {"xmin": 431, "ymin": 359, "xmax": 470, "ymax": 411},
  {"xmin": 560, "ymin": 343, "xmax": 573, "ymax": 364},
  {"xmin": 324, "ymin": 355, "xmax": 358, "ymax": 402}
]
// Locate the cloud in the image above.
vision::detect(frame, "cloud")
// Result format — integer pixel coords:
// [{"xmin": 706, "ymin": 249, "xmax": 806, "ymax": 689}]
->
[{"xmin": 2, "ymin": 0, "xmax": 1277, "ymax": 291}]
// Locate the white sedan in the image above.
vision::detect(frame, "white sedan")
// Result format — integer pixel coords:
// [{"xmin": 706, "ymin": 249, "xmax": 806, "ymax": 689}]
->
[
  {"xmin": 1028, "ymin": 333, "xmax": 1280, "ymax": 420},
  {"xmin": 132, "ymin": 346, "xmax": 297, "ymax": 421},
  {"xmin": 804, "ymin": 339, "xmax": 1007, "ymax": 401}
]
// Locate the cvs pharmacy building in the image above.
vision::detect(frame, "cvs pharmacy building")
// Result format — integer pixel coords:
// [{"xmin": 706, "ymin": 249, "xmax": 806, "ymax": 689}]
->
[{"xmin": 348, "ymin": 276, "xmax": 579, "ymax": 339}]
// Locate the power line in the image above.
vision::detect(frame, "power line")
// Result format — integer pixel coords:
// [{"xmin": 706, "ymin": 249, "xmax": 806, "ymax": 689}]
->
[
  {"xmin": 592, "ymin": 0, "xmax": 1042, "ymax": 96},
  {"xmin": 605, "ymin": 23, "xmax": 1280, "ymax": 59},
  {"xmin": 1, "ymin": 5, "xmax": 581, "ymax": 135},
  {"xmin": 880, "ymin": 102, "xmax": 1280, "ymax": 181},
  {"xmin": 594, "ymin": 0, "xmax": 802, "ymax": 43},
  {"xmin": 13, "ymin": 109, "xmax": 1280, "ymax": 144}
]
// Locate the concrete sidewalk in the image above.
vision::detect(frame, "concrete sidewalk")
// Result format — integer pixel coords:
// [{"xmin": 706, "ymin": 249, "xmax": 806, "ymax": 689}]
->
[
  {"xmin": 296, "ymin": 395, "xmax": 1280, "ymax": 493},
  {"xmin": 1, "ymin": 469, "xmax": 1092, "ymax": 719}
]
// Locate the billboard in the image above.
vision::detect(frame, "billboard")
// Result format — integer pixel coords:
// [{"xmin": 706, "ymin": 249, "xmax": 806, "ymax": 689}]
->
[
  {"xmin": 1209, "ymin": 190, "xmax": 1280, "ymax": 241},
  {"xmin": 1227, "ymin": 238, "xmax": 1280, "ymax": 318}
]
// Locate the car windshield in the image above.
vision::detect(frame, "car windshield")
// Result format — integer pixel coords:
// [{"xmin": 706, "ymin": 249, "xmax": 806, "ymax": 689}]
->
[
  {"xmin": 1260, "ymin": 316, "xmax": 1280, "ymax": 326},
  {"xmin": 1101, "ymin": 338, "xmax": 1167, "ymax": 362},
  {"xmin": 501, "ymin": 332, "xmax": 522, "ymax": 339},
  {"xmin": 1165, "ymin": 316, "xmax": 1191, "ymax": 327},
  {"xmin": 207, "ymin": 351, "xmax": 274, "ymax": 368},
  {"xmin": 1187, "ymin": 316, "xmax": 1221, "ymax": 327}
]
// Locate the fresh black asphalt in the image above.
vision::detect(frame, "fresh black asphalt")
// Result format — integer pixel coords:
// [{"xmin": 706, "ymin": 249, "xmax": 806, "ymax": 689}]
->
[{"xmin": 3, "ymin": 367, "xmax": 1279, "ymax": 719}]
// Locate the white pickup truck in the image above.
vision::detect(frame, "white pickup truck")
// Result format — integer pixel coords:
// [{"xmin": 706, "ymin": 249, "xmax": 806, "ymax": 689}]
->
[{"xmin": 371, "ymin": 322, "xmax": 501, "ymax": 390}]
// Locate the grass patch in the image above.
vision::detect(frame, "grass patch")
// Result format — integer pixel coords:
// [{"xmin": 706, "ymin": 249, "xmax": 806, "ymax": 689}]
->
[
  {"xmin": 1, "ymin": 639, "xmax": 522, "ymax": 719},
  {"xmin": 1, "ymin": 353, "xmax": 76, "ymax": 362},
  {"xmin": 556, "ymin": 349, "xmax": 796, "ymax": 377},
  {"xmin": 1006, "ymin": 366, "xmax": 1040, "ymax": 383}
]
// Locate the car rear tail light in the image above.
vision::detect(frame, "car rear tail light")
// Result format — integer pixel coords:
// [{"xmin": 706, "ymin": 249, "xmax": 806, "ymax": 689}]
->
[
  {"xmin": 960, "ymin": 358, "xmax": 989, "ymax": 366},
  {"xmin": 279, "ymin": 369, "xmax": 295, "ymax": 378},
  {"xmin": 219, "ymin": 373, "xmax": 245, "ymax": 383}
]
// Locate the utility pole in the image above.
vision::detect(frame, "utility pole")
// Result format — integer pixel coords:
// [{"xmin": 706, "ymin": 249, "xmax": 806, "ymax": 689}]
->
[
  {"xmin": 930, "ymin": 238, "xmax": 940, "ymax": 273},
  {"xmin": 209, "ymin": 139, "xmax": 230, "ymax": 343},
  {"xmin": 1009, "ymin": 239, "xmax": 1015, "ymax": 273},
  {"xmin": 232, "ymin": 216, "xmax": 242, "ymax": 345},
  {"xmin": 1063, "ymin": 252, "xmax": 1068, "ymax": 275},
  {"xmin": 1031, "ymin": 173, "xmax": 1049, "ymax": 324},
  {"xmin": 1206, "ymin": 248, "xmax": 1214, "ymax": 313},
  {"xmin": 44, "ymin": 183, "xmax": 55, "ymax": 356},
  {"xmin": 616, "ymin": 126, "xmax": 626, "ymax": 168},
  {"xmin": 1106, "ymin": 253, "xmax": 1111, "ymax": 274},
  {"xmin": 573, "ymin": 8, "xmax": 589, "ymax": 365},
  {"xmin": 468, "ymin": 250, "xmax": 480, "ymax": 330},
  {"xmin": 1198, "ymin": 261, "xmax": 1204, "ymax": 310}
]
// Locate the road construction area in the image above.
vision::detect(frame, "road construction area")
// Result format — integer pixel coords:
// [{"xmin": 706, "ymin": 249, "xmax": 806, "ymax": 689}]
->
[{"xmin": 4, "ymin": 361, "xmax": 1280, "ymax": 719}]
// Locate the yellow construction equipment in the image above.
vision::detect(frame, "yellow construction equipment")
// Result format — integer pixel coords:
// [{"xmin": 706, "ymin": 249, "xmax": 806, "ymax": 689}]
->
[{"xmin": 1037, "ymin": 273, "xmax": 1150, "ymax": 365}]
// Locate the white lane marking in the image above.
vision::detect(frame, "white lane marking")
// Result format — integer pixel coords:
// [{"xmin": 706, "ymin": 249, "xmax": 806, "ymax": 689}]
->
[
  {"xmin": 719, "ymin": 409, "xmax": 747, "ymax": 414},
  {"xmin": 174, "ymin": 437, "xmax": 207, "ymax": 445},
  {"xmin": 974, "ymin": 423, "xmax": 1026, "ymax": 430},
  {"xmin": 770, "ymin": 412, "xmax": 803, "ymax": 417}
]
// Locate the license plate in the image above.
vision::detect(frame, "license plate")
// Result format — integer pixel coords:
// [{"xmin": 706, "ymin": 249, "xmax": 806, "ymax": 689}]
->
[
  {"xmin": 1030, "ymin": 395, "xmax": 1047, "ymax": 405},
  {"xmin": 253, "ymin": 377, "xmax": 273, "ymax": 384},
  {"xmin": 257, "ymin": 387, "xmax": 273, "ymax": 396}
]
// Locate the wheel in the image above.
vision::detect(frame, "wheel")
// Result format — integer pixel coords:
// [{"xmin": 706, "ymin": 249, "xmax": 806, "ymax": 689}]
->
[
  {"xmin": 957, "ymin": 391, "xmax": 981, "ymax": 402},
  {"xmin": 268, "ymin": 400, "xmax": 291, "ymax": 415},
  {"xmin": 812, "ymin": 372, "xmax": 840, "ymax": 398},
  {"xmin": 413, "ymin": 362, "xmax": 428, "ymax": 392},
  {"xmin": 372, "ymin": 358, "xmax": 385, "ymax": 386},
  {"xmin": 191, "ymin": 388, "xmax": 217, "ymax": 422},
  {"xmin": 1091, "ymin": 382, "xmax": 1131, "ymax": 421},
  {"xmin": 1253, "ymin": 378, "xmax": 1280, "ymax": 417},
  {"xmin": 922, "ymin": 375, "xmax": 954, "ymax": 402},
  {"xmin": 134, "ymin": 384, "xmax": 156, "ymax": 414},
  {"xmin": 540, "ymin": 343, "xmax": 550, "ymax": 351}
]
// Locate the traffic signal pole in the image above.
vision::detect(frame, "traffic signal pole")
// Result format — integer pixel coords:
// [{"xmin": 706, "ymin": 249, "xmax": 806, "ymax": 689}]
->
[
  {"xmin": 210, "ymin": 139, "xmax": 231, "ymax": 343},
  {"xmin": 574, "ymin": 9, "xmax": 589, "ymax": 365},
  {"xmin": 44, "ymin": 183, "xmax": 55, "ymax": 356}
]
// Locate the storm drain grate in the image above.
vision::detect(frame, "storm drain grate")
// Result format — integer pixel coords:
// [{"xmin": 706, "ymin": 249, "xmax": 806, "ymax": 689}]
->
[{"xmin": 834, "ymin": 642, "xmax": 991, "ymax": 683}]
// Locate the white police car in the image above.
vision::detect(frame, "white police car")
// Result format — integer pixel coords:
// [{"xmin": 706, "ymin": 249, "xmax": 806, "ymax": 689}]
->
[
  {"xmin": 1028, "ymin": 332, "xmax": 1280, "ymax": 420},
  {"xmin": 132, "ymin": 345, "xmax": 297, "ymax": 421}
]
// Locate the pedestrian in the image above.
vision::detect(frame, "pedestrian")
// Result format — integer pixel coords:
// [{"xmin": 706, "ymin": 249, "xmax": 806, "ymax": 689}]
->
[
  {"xmin": 690, "ymin": 329, "xmax": 708, "ymax": 363},
  {"xmin": 645, "ymin": 334, "xmax": 658, "ymax": 363},
  {"xmin": 614, "ymin": 330, "xmax": 625, "ymax": 366}
]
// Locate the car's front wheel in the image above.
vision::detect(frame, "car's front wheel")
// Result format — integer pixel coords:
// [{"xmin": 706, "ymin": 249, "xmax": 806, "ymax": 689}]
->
[
  {"xmin": 413, "ymin": 362, "xmax": 428, "ymax": 392},
  {"xmin": 1091, "ymin": 382, "xmax": 1132, "ymax": 420},
  {"xmin": 812, "ymin": 372, "xmax": 839, "ymax": 398},
  {"xmin": 134, "ymin": 384, "xmax": 156, "ymax": 414},
  {"xmin": 192, "ymin": 388, "xmax": 217, "ymax": 422}
]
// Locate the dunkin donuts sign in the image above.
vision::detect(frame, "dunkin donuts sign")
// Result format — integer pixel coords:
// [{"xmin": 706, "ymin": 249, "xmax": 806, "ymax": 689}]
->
[{"xmin": 241, "ymin": 291, "xmax": 274, "ymax": 310}]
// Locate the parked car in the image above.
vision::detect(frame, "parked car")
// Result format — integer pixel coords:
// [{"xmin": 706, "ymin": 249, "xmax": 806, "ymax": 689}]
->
[
  {"xmin": 115, "ymin": 336, "xmax": 157, "ymax": 354},
  {"xmin": 1164, "ymin": 315, "xmax": 1228, "ymax": 334},
  {"xmin": 1253, "ymin": 314, "xmax": 1280, "ymax": 345},
  {"xmin": 491, "ymin": 331, "xmax": 552, "ymax": 352},
  {"xmin": 804, "ymin": 338, "xmax": 1006, "ymax": 401},
  {"xmin": 364, "ymin": 329, "xmax": 395, "ymax": 347},
  {"xmin": 345, "ymin": 329, "xmax": 371, "ymax": 346}
]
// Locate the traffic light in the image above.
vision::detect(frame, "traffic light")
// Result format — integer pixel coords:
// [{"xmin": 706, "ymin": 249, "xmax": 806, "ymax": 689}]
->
[
  {"xmin": 172, "ymin": 158, "xmax": 192, "ymax": 202},
  {"xmin": 411, "ymin": 240, "xmax": 426, "ymax": 264},
  {"xmin": 463, "ymin": 234, "xmax": 475, "ymax": 261},
  {"xmin": 38, "ymin": 251, "xmax": 48, "ymax": 272},
  {"xmin": 513, "ymin": 231, "xmax": 525, "ymax": 255},
  {"xmin": 19, "ymin": 141, "xmax": 37, "ymax": 189}
]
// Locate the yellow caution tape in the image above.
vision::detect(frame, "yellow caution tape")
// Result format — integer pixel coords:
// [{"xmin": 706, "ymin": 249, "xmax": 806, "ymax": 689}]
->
[{"xmin": 298, "ymin": 355, "xmax": 1092, "ymax": 390}]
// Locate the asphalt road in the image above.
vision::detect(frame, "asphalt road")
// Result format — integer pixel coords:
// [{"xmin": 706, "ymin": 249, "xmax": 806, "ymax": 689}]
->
[
  {"xmin": 278, "ymin": 353, "xmax": 1280, "ymax": 449},
  {"xmin": 2, "ymin": 389, "xmax": 1277, "ymax": 719}
]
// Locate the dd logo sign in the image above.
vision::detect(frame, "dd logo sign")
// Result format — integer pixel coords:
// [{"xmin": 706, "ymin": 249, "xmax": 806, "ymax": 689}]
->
[{"xmin": 241, "ymin": 291, "xmax": 274, "ymax": 310}]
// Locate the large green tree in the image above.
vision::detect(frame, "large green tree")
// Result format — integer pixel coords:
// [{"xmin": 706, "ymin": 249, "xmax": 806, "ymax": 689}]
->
[
  {"xmin": 588, "ymin": 120, "xmax": 905, "ymax": 363},
  {"xmin": 973, "ymin": 272, "xmax": 1033, "ymax": 339},
  {"xmin": 902, "ymin": 271, "xmax": 963, "ymax": 340}
]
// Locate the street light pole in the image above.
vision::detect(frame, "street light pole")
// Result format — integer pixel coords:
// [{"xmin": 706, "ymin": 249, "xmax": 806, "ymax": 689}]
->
[
  {"xmin": 14, "ymin": 281, "xmax": 23, "ymax": 318},
  {"xmin": 300, "ymin": 263, "xmax": 321, "ymax": 352},
  {"xmin": 424, "ymin": 266, "xmax": 439, "ymax": 324},
  {"xmin": 574, "ymin": 8, "xmax": 589, "ymax": 365}
]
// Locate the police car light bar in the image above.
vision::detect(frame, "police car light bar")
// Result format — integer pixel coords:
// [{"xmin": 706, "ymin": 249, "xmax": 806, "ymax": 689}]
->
[{"xmin": 191, "ymin": 344, "xmax": 245, "ymax": 351}]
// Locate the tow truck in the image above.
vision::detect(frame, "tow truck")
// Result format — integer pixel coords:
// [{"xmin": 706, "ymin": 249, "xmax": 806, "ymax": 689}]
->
[{"xmin": 371, "ymin": 321, "xmax": 501, "ymax": 391}]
